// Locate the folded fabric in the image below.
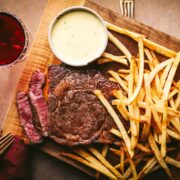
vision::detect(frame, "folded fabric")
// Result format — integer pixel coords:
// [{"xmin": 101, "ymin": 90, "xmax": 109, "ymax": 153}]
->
[{"xmin": 0, "ymin": 136, "xmax": 29, "ymax": 180}]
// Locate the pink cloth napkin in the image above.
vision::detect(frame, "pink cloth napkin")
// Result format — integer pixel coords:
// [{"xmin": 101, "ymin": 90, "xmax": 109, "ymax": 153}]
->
[{"xmin": 0, "ymin": 136, "xmax": 29, "ymax": 180}]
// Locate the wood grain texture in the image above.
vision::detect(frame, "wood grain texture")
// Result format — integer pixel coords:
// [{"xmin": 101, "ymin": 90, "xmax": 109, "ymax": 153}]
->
[{"xmin": 2, "ymin": 0, "xmax": 180, "ymax": 177}]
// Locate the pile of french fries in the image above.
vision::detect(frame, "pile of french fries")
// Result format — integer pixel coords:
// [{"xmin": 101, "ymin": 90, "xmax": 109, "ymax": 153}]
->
[{"xmin": 62, "ymin": 22, "xmax": 180, "ymax": 179}]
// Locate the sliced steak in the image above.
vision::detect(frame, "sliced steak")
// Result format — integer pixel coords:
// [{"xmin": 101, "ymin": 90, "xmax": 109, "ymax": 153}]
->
[
  {"xmin": 48, "ymin": 65, "xmax": 124, "ymax": 146},
  {"xmin": 29, "ymin": 70, "xmax": 49, "ymax": 136},
  {"xmin": 16, "ymin": 92, "xmax": 42, "ymax": 143}
]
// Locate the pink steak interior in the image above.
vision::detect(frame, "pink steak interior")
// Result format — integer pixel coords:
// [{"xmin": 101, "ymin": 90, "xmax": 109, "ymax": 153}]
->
[{"xmin": 0, "ymin": 12, "xmax": 25, "ymax": 66}]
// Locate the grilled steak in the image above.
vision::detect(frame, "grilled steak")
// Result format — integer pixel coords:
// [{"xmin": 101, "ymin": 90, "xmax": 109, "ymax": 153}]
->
[
  {"xmin": 29, "ymin": 70, "xmax": 49, "ymax": 136},
  {"xmin": 16, "ymin": 92, "xmax": 42, "ymax": 143},
  {"xmin": 48, "ymin": 65, "xmax": 124, "ymax": 146}
]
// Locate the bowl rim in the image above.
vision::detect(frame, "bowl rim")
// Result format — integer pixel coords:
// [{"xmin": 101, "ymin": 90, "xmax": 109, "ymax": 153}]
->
[
  {"xmin": 0, "ymin": 11, "xmax": 30, "ymax": 68},
  {"xmin": 48, "ymin": 6, "xmax": 108, "ymax": 67}
]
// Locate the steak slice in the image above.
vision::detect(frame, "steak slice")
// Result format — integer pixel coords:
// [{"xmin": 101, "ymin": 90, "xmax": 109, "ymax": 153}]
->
[
  {"xmin": 16, "ymin": 92, "xmax": 42, "ymax": 143},
  {"xmin": 48, "ymin": 65, "xmax": 124, "ymax": 146},
  {"xmin": 29, "ymin": 70, "xmax": 49, "ymax": 136}
]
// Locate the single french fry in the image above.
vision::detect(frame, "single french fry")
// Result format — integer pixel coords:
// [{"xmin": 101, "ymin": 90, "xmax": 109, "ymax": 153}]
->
[
  {"xmin": 167, "ymin": 128, "xmax": 180, "ymax": 140},
  {"xmin": 108, "ymin": 31, "xmax": 132, "ymax": 62},
  {"xmin": 109, "ymin": 77, "xmax": 118, "ymax": 83},
  {"xmin": 108, "ymin": 70, "xmax": 128, "ymax": 92},
  {"xmin": 106, "ymin": 21, "xmax": 176, "ymax": 57},
  {"xmin": 118, "ymin": 69, "xmax": 130, "ymax": 74},
  {"xmin": 161, "ymin": 101, "xmax": 168, "ymax": 157},
  {"xmin": 136, "ymin": 143, "xmax": 152, "ymax": 154},
  {"xmin": 61, "ymin": 152, "xmax": 117, "ymax": 180},
  {"xmin": 148, "ymin": 133, "xmax": 173, "ymax": 179},
  {"xmin": 101, "ymin": 52, "xmax": 128, "ymax": 65},
  {"xmin": 120, "ymin": 147, "xmax": 124, "ymax": 173},
  {"xmin": 128, "ymin": 38, "xmax": 144, "ymax": 104},
  {"xmin": 162, "ymin": 52, "xmax": 180, "ymax": 100},
  {"xmin": 175, "ymin": 91, "xmax": 180, "ymax": 110},
  {"xmin": 141, "ymin": 74, "xmax": 152, "ymax": 141},
  {"xmin": 137, "ymin": 157, "xmax": 157, "ymax": 179},
  {"xmin": 88, "ymin": 147, "xmax": 122, "ymax": 178},
  {"xmin": 110, "ymin": 128, "xmax": 122, "ymax": 138},
  {"xmin": 165, "ymin": 156, "xmax": 180, "ymax": 168},
  {"xmin": 94, "ymin": 90, "xmax": 133, "ymax": 157},
  {"xmin": 149, "ymin": 58, "xmax": 173, "ymax": 83}
]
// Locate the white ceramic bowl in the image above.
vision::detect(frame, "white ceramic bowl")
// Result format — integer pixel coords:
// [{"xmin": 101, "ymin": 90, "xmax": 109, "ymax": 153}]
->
[{"xmin": 48, "ymin": 6, "xmax": 108, "ymax": 66}]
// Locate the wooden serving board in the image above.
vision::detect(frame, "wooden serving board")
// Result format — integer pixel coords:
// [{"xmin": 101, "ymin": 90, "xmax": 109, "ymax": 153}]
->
[{"xmin": 2, "ymin": 0, "xmax": 180, "ymax": 177}]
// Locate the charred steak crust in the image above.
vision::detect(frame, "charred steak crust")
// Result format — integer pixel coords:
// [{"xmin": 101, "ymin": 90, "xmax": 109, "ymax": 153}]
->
[
  {"xmin": 29, "ymin": 70, "xmax": 49, "ymax": 136},
  {"xmin": 16, "ymin": 92, "xmax": 42, "ymax": 143},
  {"xmin": 48, "ymin": 65, "xmax": 123, "ymax": 146}
]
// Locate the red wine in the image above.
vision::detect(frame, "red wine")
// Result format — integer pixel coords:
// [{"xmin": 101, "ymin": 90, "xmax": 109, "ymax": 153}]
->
[{"xmin": 0, "ymin": 12, "xmax": 26, "ymax": 66}]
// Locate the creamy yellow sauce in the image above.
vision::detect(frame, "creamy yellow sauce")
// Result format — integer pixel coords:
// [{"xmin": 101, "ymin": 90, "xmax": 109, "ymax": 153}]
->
[{"xmin": 51, "ymin": 10, "xmax": 107, "ymax": 65}]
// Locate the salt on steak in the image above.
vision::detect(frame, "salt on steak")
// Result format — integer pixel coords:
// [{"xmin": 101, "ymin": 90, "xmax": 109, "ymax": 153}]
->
[
  {"xmin": 29, "ymin": 70, "xmax": 49, "ymax": 136},
  {"xmin": 48, "ymin": 65, "xmax": 125, "ymax": 146},
  {"xmin": 16, "ymin": 92, "xmax": 42, "ymax": 143}
]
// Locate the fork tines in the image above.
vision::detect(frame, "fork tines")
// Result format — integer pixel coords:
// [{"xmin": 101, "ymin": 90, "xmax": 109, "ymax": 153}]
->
[
  {"xmin": 119, "ymin": 0, "xmax": 134, "ymax": 18},
  {"xmin": 0, "ymin": 133, "xmax": 14, "ymax": 155}
]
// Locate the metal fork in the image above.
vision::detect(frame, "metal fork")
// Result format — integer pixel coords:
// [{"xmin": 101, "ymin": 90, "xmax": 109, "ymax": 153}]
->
[
  {"xmin": 119, "ymin": 0, "xmax": 134, "ymax": 18},
  {"xmin": 0, "ymin": 133, "xmax": 14, "ymax": 155}
]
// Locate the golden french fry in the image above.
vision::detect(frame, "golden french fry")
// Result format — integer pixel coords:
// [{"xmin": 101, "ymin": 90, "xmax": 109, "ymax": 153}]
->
[
  {"xmin": 61, "ymin": 152, "xmax": 117, "ymax": 180},
  {"xmin": 162, "ymin": 52, "xmax": 180, "ymax": 100},
  {"xmin": 148, "ymin": 133, "xmax": 173, "ymax": 179},
  {"xmin": 118, "ymin": 69, "xmax": 130, "ymax": 74},
  {"xmin": 94, "ymin": 90, "xmax": 133, "ymax": 157},
  {"xmin": 120, "ymin": 147, "xmax": 124, "ymax": 173},
  {"xmin": 167, "ymin": 128, "xmax": 180, "ymax": 140},
  {"xmin": 88, "ymin": 147, "xmax": 122, "ymax": 178},
  {"xmin": 161, "ymin": 101, "xmax": 168, "ymax": 157},
  {"xmin": 141, "ymin": 74, "xmax": 152, "ymax": 141},
  {"xmin": 165, "ymin": 156, "xmax": 180, "ymax": 168},
  {"xmin": 175, "ymin": 91, "xmax": 180, "ymax": 110},
  {"xmin": 109, "ymin": 77, "xmax": 118, "ymax": 83},
  {"xmin": 108, "ymin": 70, "xmax": 128, "ymax": 92},
  {"xmin": 101, "ymin": 52, "xmax": 128, "ymax": 65},
  {"xmin": 110, "ymin": 128, "xmax": 122, "ymax": 138},
  {"xmin": 128, "ymin": 38, "xmax": 144, "ymax": 104},
  {"xmin": 108, "ymin": 31, "xmax": 132, "ymax": 62},
  {"xmin": 136, "ymin": 143, "xmax": 152, "ymax": 154}
]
